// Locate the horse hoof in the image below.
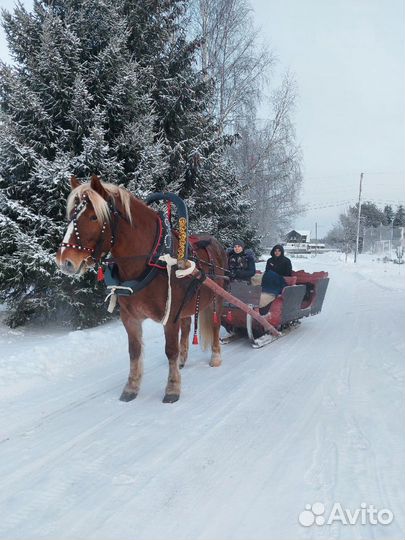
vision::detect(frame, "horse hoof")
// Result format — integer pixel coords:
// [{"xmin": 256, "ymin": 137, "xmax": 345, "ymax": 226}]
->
[
  {"xmin": 162, "ymin": 394, "xmax": 180, "ymax": 403},
  {"xmin": 119, "ymin": 391, "xmax": 138, "ymax": 402},
  {"xmin": 209, "ymin": 358, "xmax": 222, "ymax": 367}
]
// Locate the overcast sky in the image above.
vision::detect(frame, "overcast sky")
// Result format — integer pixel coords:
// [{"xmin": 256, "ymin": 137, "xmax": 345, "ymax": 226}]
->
[
  {"xmin": 1, "ymin": 0, "xmax": 404, "ymax": 237},
  {"xmin": 251, "ymin": 0, "xmax": 404, "ymax": 236}
]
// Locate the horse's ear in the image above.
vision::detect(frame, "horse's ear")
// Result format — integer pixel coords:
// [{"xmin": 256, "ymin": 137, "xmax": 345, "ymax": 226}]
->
[
  {"xmin": 70, "ymin": 175, "xmax": 81, "ymax": 190},
  {"xmin": 90, "ymin": 175, "xmax": 107, "ymax": 199}
]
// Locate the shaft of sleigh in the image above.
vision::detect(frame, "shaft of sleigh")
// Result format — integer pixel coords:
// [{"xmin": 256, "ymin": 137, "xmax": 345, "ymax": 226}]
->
[{"xmin": 198, "ymin": 274, "xmax": 282, "ymax": 338}]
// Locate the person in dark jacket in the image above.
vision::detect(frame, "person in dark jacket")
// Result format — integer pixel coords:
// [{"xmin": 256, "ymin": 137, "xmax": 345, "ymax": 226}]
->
[
  {"xmin": 265, "ymin": 244, "xmax": 292, "ymax": 277},
  {"xmin": 259, "ymin": 244, "xmax": 292, "ymax": 314},
  {"xmin": 226, "ymin": 240, "xmax": 256, "ymax": 282}
]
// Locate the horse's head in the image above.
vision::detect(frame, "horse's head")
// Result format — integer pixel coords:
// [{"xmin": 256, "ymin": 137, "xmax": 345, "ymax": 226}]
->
[{"xmin": 56, "ymin": 175, "xmax": 126, "ymax": 276}]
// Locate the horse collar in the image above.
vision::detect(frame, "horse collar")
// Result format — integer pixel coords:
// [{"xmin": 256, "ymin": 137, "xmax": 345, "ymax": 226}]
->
[{"xmin": 103, "ymin": 213, "xmax": 170, "ymax": 299}]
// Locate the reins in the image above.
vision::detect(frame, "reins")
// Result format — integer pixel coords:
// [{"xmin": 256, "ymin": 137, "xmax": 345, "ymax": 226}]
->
[{"xmin": 190, "ymin": 254, "xmax": 229, "ymax": 275}]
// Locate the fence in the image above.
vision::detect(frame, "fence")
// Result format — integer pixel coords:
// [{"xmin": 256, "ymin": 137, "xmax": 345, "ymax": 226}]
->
[{"xmin": 362, "ymin": 225, "xmax": 404, "ymax": 256}]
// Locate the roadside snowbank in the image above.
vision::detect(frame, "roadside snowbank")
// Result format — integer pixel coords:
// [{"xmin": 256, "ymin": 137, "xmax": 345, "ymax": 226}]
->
[
  {"xmin": 0, "ymin": 316, "xmax": 163, "ymax": 400},
  {"xmin": 309, "ymin": 251, "xmax": 405, "ymax": 291}
]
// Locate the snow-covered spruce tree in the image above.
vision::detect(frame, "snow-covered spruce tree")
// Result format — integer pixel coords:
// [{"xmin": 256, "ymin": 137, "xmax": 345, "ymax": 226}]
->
[
  {"xmin": 383, "ymin": 204, "xmax": 394, "ymax": 225},
  {"xmin": 0, "ymin": 0, "xmax": 163, "ymax": 327},
  {"xmin": 393, "ymin": 205, "xmax": 405, "ymax": 227},
  {"xmin": 0, "ymin": 0, "xmax": 257, "ymax": 328},
  {"xmin": 122, "ymin": 1, "xmax": 257, "ymax": 247}
]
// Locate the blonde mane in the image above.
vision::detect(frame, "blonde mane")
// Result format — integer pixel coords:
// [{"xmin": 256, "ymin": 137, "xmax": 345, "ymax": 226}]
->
[{"xmin": 67, "ymin": 181, "xmax": 133, "ymax": 224}]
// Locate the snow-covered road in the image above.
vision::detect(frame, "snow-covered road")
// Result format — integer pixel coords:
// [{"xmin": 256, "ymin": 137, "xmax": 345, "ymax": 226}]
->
[{"xmin": 0, "ymin": 254, "xmax": 403, "ymax": 540}]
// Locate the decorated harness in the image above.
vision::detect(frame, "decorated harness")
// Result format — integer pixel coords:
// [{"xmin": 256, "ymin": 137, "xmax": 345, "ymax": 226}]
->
[
  {"xmin": 61, "ymin": 191, "xmax": 223, "ymax": 340},
  {"xmin": 61, "ymin": 192, "xmax": 197, "ymax": 318}
]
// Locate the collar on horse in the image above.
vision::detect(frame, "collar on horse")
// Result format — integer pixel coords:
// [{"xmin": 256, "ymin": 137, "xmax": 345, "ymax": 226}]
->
[
  {"xmin": 60, "ymin": 191, "xmax": 190, "ymax": 304},
  {"xmin": 103, "ymin": 192, "xmax": 189, "ymax": 300},
  {"xmin": 103, "ymin": 211, "xmax": 167, "ymax": 297}
]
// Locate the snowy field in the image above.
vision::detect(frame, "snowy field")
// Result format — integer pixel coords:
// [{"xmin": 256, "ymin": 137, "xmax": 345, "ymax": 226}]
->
[{"xmin": 0, "ymin": 253, "xmax": 404, "ymax": 540}]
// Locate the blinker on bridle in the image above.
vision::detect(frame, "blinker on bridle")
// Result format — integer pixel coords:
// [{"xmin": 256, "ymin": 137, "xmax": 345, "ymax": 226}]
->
[{"xmin": 60, "ymin": 195, "xmax": 117, "ymax": 262}]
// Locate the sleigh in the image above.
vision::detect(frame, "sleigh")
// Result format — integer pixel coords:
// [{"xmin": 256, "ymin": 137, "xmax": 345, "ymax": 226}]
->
[{"xmin": 220, "ymin": 270, "xmax": 329, "ymax": 348}]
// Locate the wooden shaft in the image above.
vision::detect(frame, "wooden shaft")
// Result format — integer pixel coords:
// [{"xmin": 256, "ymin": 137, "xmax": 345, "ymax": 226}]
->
[{"xmin": 201, "ymin": 276, "xmax": 281, "ymax": 337}]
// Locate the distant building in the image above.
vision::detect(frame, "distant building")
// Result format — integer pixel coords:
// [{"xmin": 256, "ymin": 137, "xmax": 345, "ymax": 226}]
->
[{"xmin": 285, "ymin": 230, "xmax": 311, "ymax": 244}]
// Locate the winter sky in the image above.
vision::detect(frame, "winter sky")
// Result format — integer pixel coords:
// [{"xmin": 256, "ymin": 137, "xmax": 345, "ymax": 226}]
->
[
  {"xmin": 251, "ymin": 0, "xmax": 404, "ymax": 236},
  {"xmin": 0, "ymin": 0, "xmax": 404, "ymax": 237}
]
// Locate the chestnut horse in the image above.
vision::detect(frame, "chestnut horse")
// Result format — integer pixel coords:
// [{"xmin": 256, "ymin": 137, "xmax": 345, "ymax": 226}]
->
[{"xmin": 56, "ymin": 176, "xmax": 227, "ymax": 403}]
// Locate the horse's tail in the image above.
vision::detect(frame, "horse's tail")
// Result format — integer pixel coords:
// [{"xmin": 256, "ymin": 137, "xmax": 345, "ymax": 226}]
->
[{"xmin": 199, "ymin": 303, "xmax": 214, "ymax": 351}]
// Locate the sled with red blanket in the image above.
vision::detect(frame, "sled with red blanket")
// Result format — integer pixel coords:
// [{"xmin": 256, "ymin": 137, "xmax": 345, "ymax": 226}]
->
[{"xmin": 219, "ymin": 270, "xmax": 329, "ymax": 348}]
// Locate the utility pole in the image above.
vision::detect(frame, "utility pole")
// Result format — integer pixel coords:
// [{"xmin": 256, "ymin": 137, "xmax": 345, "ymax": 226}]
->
[
  {"xmin": 315, "ymin": 222, "xmax": 318, "ymax": 255},
  {"xmin": 354, "ymin": 172, "xmax": 364, "ymax": 263}
]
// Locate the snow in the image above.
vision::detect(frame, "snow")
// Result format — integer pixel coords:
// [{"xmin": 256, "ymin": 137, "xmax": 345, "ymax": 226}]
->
[
  {"xmin": 0, "ymin": 253, "xmax": 403, "ymax": 540},
  {"xmin": 328, "ymin": 251, "xmax": 405, "ymax": 292}
]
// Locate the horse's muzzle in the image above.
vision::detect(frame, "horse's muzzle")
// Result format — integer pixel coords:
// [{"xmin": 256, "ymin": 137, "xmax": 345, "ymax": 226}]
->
[
  {"xmin": 60, "ymin": 259, "xmax": 77, "ymax": 275},
  {"xmin": 55, "ymin": 252, "xmax": 87, "ymax": 276}
]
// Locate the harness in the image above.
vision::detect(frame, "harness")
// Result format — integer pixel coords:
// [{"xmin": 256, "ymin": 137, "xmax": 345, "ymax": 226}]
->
[
  {"xmin": 61, "ymin": 191, "xmax": 223, "ymax": 328},
  {"xmin": 103, "ymin": 192, "xmax": 189, "ymax": 299},
  {"xmin": 102, "ymin": 213, "xmax": 169, "ymax": 312},
  {"xmin": 61, "ymin": 195, "xmax": 122, "ymax": 262}
]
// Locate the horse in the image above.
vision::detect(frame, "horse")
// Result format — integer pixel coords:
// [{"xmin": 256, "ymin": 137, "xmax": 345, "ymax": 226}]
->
[{"xmin": 55, "ymin": 175, "xmax": 227, "ymax": 403}]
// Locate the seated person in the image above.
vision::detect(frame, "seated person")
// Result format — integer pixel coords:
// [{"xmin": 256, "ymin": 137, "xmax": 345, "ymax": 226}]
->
[
  {"xmin": 226, "ymin": 240, "xmax": 256, "ymax": 282},
  {"xmin": 259, "ymin": 244, "xmax": 292, "ymax": 314},
  {"xmin": 265, "ymin": 244, "xmax": 292, "ymax": 277},
  {"xmin": 259, "ymin": 269, "xmax": 286, "ymax": 315}
]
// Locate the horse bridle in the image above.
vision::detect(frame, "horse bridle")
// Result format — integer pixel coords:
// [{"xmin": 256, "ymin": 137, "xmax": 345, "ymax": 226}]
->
[
  {"xmin": 60, "ymin": 195, "xmax": 166, "ymax": 269},
  {"xmin": 60, "ymin": 195, "xmax": 120, "ymax": 263}
]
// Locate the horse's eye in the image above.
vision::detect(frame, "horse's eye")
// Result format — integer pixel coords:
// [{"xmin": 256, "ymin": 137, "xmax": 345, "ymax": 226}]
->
[{"xmin": 89, "ymin": 215, "xmax": 98, "ymax": 222}]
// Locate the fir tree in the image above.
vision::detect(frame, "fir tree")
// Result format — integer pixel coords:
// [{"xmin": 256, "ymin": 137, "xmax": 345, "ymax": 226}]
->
[
  {"xmin": 348, "ymin": 202, "xmax": 386, "ymax": 228},
  {"xmin": 0, "ymin": 0, "xmax": 159, "ymax": 327},
  {"xmin": 393, "ymin": 205, "xmax": 405, "ymax": 227},
  {"xmin": 0, "ymin": 0, "xmax": 257, "ymax": 328},
  {"xmin": 383, "ymin": 204, "xmax": 394, "ymax": 225}
]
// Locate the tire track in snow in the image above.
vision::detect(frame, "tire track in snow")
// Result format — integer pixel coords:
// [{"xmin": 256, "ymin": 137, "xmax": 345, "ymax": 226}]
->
[{"xmin": 0, "ymin": 257, "xmax": 403, "ymax": 539}]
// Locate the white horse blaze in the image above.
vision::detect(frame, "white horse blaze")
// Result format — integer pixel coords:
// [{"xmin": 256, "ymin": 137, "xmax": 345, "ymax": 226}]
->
[
  {"xmin": 60, "ymin": 221, "xmax": 74, "ymax": 257},
  {"xmin": 60, "ymin": 202, "xmax": 87, "ymax": 256}
]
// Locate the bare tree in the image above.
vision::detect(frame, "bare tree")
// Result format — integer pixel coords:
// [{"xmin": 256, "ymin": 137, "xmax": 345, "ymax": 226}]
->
[
  {"xmin": 189, "ymin": 0, "xmax": 303, "ymax": 246},
  {"xmin": 325, "ymin": 211, "xmax": 358, "ymax": 255},
  {"xmin": 190, "ymin": 0, "xmax": 273, "ymax": 134},
  {"xmin": 231, "ymin": 75, "xmax": 303, "ymax": 245}
]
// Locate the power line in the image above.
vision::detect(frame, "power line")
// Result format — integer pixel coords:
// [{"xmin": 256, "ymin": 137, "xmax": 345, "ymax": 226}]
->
[
  {"xmin": 302, "ymin": 198, "xmax": 404, "ymax": 211},
  {"xmin": 303, "ymin": 170, "xmax": 404, "ymax": 181},
  {"xmin": 303, "ymin": 200, "xmax": 354, "ymax": 210}
]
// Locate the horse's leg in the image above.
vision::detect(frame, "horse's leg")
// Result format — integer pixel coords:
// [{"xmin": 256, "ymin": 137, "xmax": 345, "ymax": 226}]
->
[
  {"xmin": 163, "ymin": 321, "xmax": 181, "ymax": 403},
  {"xmin": 209, "ymin": 297, "xmax": 223, "ymax": 368},
  {"xmin": 179, "ymin": 316, "xmax": 191, "ymax": 369},
  {"xmin": 120, "ymin": 317, "xmax": 143, "ymax": 402}
]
